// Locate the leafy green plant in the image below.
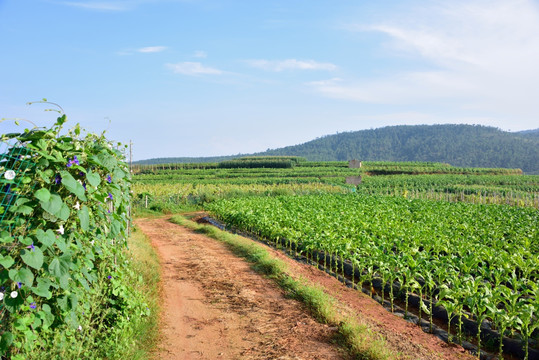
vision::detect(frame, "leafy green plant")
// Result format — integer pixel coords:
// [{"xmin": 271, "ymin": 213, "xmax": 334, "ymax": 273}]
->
[{"xmin": 0, "ymin": 104, "xmax": 145, "ymax": 359}]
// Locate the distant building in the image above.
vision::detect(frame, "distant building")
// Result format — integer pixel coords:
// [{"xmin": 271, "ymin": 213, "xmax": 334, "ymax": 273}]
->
[
  {"xmin": 345, "ymin": 176, "xmax": 362, "ymax": 185},
  {"xmin": 348, "ymin": 160, "xmax": 362, "ymax": 168}
]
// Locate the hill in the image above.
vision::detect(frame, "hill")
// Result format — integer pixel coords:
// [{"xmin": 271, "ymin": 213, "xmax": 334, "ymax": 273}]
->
[
  {"xmin": 257, "ymin": 124, "xmax": 539, "ymax": 174},
  {"xmin": 136, "ymin": 124, "xmax": 539, "ymax": 174}
]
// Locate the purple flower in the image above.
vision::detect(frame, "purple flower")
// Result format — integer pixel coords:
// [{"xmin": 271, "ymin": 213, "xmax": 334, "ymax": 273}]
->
[
  {"xmin": 17, "ymin": 282, "xmax": 22, "ymax": 289},
  {"xmin": 79, "ymin": 171, "xmax": 85, "ymax": 177},
  {"xmin": 54, "ymin": 174, "xmax": 62, "ymax": 185},
  {"xmin": 26, "ymin": 243, "xmax": 35, "ymax": 252},
  {"xmin": 66, "ymin": 156, "xmax": 80, "ymax": 168},
  {"xmin": 108, "ymin": 192, "xmax": 113, "ymax": 200},
  {"xmin": 106, "ymin": 174, "xmax": 112, "ymax": 183},
  {"xmin": 107, "ymin": 275, "xmax": 112, "ymax": 279},
  {"xmin": 30, "ymin": 302, "xmax": 37, "ymax": 309},
  {"xmin": 82, "ymin": 182, "xmax": 87, "ymax": 190}
]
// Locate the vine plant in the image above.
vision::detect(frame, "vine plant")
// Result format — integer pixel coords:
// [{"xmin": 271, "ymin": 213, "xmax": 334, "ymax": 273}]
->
[{"xmin": 0, "ymin": 105, "xmax": 140, "ymax": 359}]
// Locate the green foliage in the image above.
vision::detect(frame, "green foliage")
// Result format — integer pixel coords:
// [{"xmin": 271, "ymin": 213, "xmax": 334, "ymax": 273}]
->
[
  {"xmin": 218, "ymin": 156, "xmax": 305, "ymax": 169},
  {"xmin": 131, "ymin": 124, "xmax": 539, "ymax": 174},
  {"xmin": 259, "ymin": 124, "xmax": 539, "ymax": 174},
  {"xmin": 206, "ymin": 193, "xmax": 539, "ymax": 357},
  {"xmin": 0, "ymin": 112, "xmax": 148, "ymax": 359}
]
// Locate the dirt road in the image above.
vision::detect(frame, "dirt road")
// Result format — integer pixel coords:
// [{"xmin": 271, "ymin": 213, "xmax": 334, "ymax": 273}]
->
[
  {"xmin": 136, "ymin": 216, "xmax": 474, "ymax": 360},
  {"xmin": 136, "ymin": 217, "xmax": 349, "ymax": 360}
]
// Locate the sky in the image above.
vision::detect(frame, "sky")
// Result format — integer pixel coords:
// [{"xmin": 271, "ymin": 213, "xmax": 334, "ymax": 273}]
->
[{"xmin": 1, "ymin": 0, "xmax": 538, "ymax": 161}]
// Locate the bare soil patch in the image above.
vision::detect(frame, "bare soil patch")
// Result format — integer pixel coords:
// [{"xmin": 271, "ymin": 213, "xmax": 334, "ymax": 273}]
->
[{"xmin": 135, "ymin": 217, "xmax": 349, "ymax": 360}]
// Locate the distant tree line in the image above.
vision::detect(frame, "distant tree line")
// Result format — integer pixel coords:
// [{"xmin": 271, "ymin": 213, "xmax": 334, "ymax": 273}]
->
[
  {"xmin": 258, "ymin": 125, "xmax": 539, "ymax": 174},
  {"xmin": 134, "ymin": 124, "xmax": 539, "ymax": 174}
]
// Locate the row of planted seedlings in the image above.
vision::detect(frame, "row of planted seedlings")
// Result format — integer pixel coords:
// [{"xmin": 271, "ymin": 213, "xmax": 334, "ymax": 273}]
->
[
  {"xmin": 0, "ymin": 112, "xmax": 146, "ymax": 359},
  {"xmin": 206, "ymin": 193, "xmax": 539, "ymax": 360}
]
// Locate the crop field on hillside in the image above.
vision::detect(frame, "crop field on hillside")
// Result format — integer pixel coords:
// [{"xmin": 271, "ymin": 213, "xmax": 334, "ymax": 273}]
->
[{"xmin": 132, "ymin": 158, "xmax": 539, "ymax": 359}]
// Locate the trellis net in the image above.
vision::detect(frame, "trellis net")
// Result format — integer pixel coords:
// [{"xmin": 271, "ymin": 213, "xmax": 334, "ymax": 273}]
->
[{"xmin": 0, "ymin": 139, "xmax": 36, "ymax": 231}]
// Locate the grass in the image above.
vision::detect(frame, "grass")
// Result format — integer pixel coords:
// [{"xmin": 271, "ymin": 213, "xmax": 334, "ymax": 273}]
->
[
  {"xmin": 125, "ymin": 225, "xmax": 161, "ymax": 358},
  {"xmin": 170, "ymin": 214, "xmax": 397, "ymax": 360}
]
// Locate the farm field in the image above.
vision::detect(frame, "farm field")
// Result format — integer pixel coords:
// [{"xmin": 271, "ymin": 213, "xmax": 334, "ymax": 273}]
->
[
  {"xmin": 135, "ymin": 214, "xmax": 478, "ymax": 360},
  {"xmin": 132, "ymin": 157, "xmax": 539, "ymax": 360}
]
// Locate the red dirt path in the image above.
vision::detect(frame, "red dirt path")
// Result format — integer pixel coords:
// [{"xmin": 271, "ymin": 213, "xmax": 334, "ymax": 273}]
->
[
  {"xmin": 136, "ymin": 216, "xmax": 475, "ymax": 360},
  {"xmin": 136, "ymin": 217, "xmax": 349, "ymax": 360}
]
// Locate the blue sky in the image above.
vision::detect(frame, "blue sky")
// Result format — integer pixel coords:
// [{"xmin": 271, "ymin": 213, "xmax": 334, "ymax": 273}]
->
[{"xmin": 1, "ymin": 0, "xmax": 538, "ymax": 161}]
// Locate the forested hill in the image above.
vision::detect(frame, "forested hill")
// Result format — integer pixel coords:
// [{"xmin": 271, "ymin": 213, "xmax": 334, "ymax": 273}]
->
[
  {"xmin": 256, "ymin": 125, "xmax": 539, "ymax": 174},
  {"xmin": 136, "ymin": 124, "xmax": 539, "ymax": 174}
]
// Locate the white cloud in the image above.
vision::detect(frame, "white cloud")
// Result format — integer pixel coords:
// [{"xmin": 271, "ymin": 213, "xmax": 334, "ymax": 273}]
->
[
  {"xmin": 137, "ymin": 46, "xmax": 167, "ymax": 53},
  {"xmin": 166, "ymin": 62, "xmax": 223, "ymax": 75},
  {"xmin": 193, "ymin": 50, "xmax": 207, "ymax": 58},
  {"xmin": 57, "ymin": 1, "xmax": 130, "ymax": 11},
  {"xmin": 246, "ymin": 59, "xmax": 337, "ymax": 72},
  {"xmin": 319, "ymin": 0, "xmax": 539, "ymax": 119}
]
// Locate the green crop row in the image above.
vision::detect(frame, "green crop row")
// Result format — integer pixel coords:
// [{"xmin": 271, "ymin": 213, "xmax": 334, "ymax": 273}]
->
[{"xmin": 206, "ymin": 193, "xmax": 539, "ymax": 359}]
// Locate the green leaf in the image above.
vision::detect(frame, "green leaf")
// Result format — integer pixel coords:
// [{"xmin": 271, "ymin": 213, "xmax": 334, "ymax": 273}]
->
[
  {"xmin": 113, "ymin": 167, "xmax": 126, "ymax": 180},
  {"xmin": 65, "ymin": 310, "xmax": 79, "ymax": 329},
  {"xmin": 78, "ymin": 205, "xmax": 90, "ymax": 231},
  {"xmin": 57, "ymin": 295, "xmax": 69, "ymax": 311},
  {"xmin": 48, "ymin": 257, "xmax": 69, "ymax": 278},
  {"xmin": 40, "ymin": 194, "xmax": 63, "ymax": 216},
  {"xmin": 86, "ymin": 170, "xmax": 101, "ymax": 187},
  {"xmin": 19, "ymin": 236, "xmax": 33, "ymax": 246},
  {"xmin": 78, "ymin": 276, "xmax": 90, "ymax": 291},
  {"xmin": 0, "ymin": 332, "xmax": 13, "ymax": 352},
  {"xmin": 35, "ymin": 229, "xmax": 55, "ymax": 248},
  {"xmin": 32, "ymin": 279, "xmax": 53, "ymax": 299},
  {"xmin": 0, "ymin": 255, "xmax": 15, "ymax": 269},
  {"xmin": 0, "ymin": 233, "xmax": 13, "ymax": 243},
  {"xmin": 111, "ymin": 219, "xmax": 122, "ymax": 237},
  {"xmin": 39, "ymin": 304, "xmax": 55, "ymax": 328},
  {"xmin": 21, "ymin": 247, "xmax": 44, "ymax": 270},
  {"xmin": 97, "ymin": 152, "xmax": 118, "ymax": 171},
  {"xmin": 42, "ymin": 211, "xmax": 58, "ymax": 223},
  {"xmin": 15, "ymin": 197, "xmax": 31, "ymax": 206},
  {"xmin": 11, "ymin": 205, "xmax": 33, "ymax": 215},
  {"xmin": 60, "ymin": 171, "xmax": 87, "ymax": 201},
  {"xmin": 3, "ymin": 293, "xmax": 24, "ymax": 313},
  {"xmin": 57, "ymin": 203, "xmax": 70, "ymax": 221},
  {"xmin": 55, "ymin": 236, "xmax": 67, "ymax": 253},
  {"xmin": 420, "ymin": 301, "xmax": 430, "ymax": 315},
  {"xmin": 8, "ymin": 267, "xmax": 34, "ymax": 287},
  {"xmin": 34, "ymin": 188, "xmax": 51, "ymax": 202}
]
